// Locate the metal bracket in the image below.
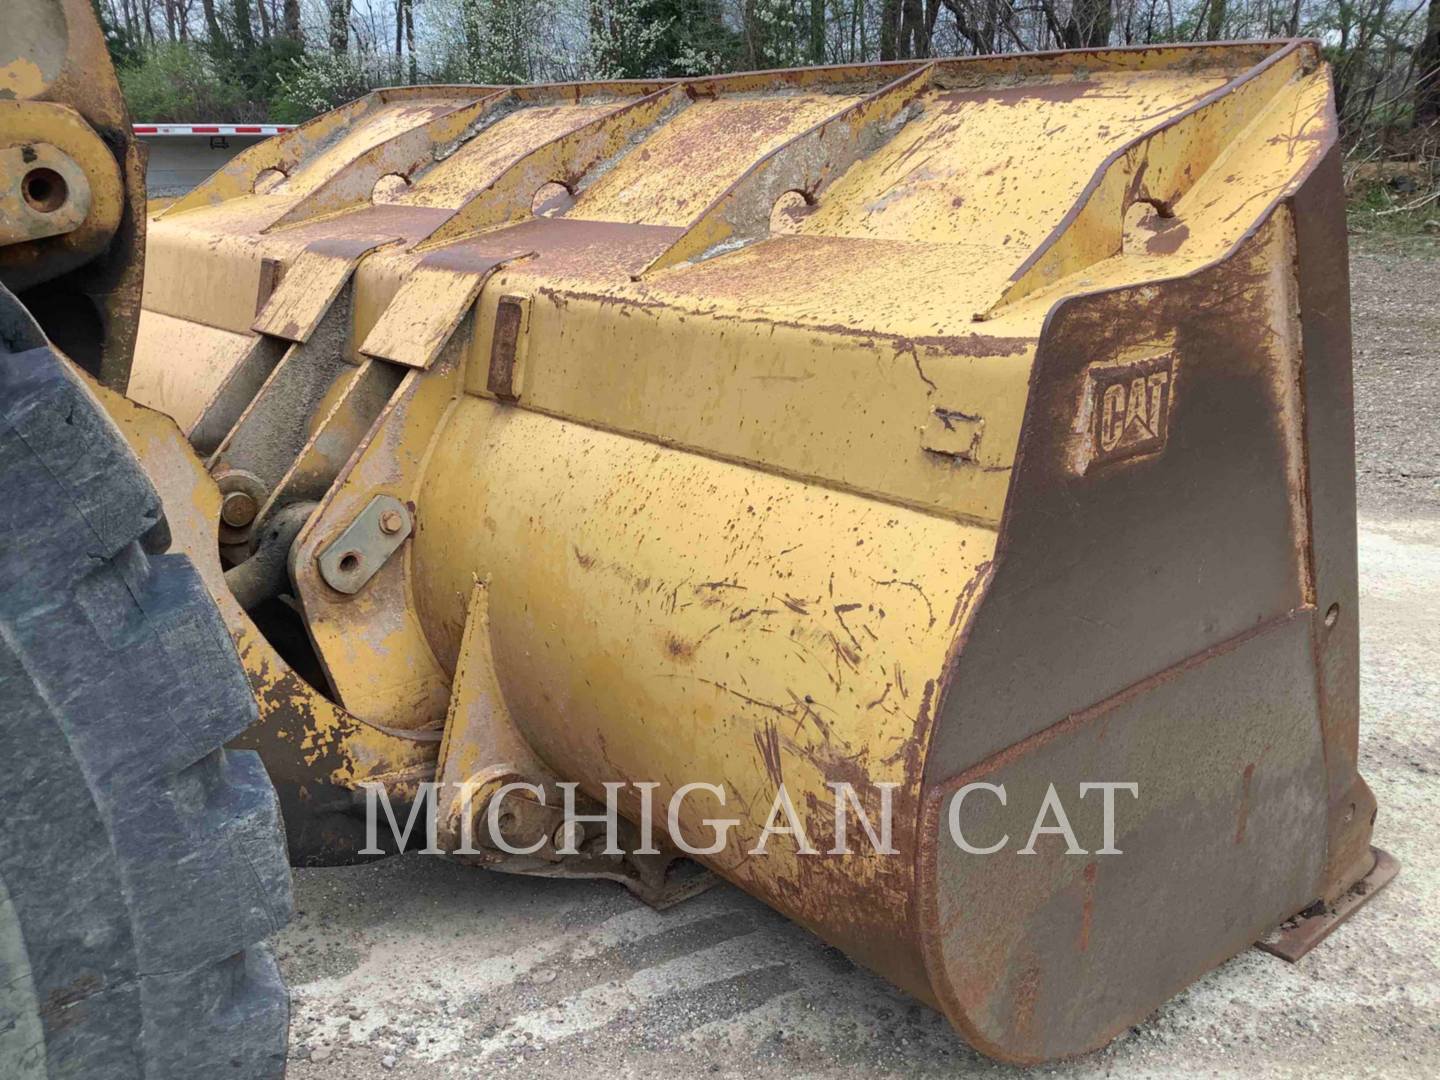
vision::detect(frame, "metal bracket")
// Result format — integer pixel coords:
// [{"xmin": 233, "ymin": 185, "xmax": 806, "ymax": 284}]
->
[{"xmin": 317, "ymin": 494, "xmax": 412, "ymax": 594}]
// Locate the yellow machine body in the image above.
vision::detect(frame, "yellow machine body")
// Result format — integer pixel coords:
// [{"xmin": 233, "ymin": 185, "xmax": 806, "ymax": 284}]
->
[{"xmin": 73, "ymin": 40, "xmax": 1389, "ymax": 1064}]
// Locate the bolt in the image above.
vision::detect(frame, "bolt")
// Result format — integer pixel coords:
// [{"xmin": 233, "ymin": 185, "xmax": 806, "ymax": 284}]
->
[
  {"xmin": 494, "ymin": 811, "xmax": 519, "ymax": 843},
  {"xmin": 379, "ymin": 509, "xmax": 404, "ymax": 535},
  {"xmin": 220, "ymin": 490, "xmax": 259, "ymax": 527},
  {"xmin": 553, "ymin": 821, "xmax": 585, "ymax": 852}
]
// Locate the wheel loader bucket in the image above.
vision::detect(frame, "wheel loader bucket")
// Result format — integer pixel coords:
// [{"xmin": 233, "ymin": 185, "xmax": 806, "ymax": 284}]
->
[{"xmin": 111, "ymin": 39, "xmax": 1391, "ymax": 1064}]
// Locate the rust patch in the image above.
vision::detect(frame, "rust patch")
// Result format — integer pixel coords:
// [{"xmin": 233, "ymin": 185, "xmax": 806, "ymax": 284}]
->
[
  {"xmin": 255, "ymin": 257, "xmax": 285, "ymax": 315},
  {"xmin": 1235, "ymin": 761, "xmax": 1256, "ymax": 844},
  {"xmin": 42, "ymin": 974, "xmax": 102, "ymax": 1028},
  {"xmin": 487, "ymin": 295, "xmax": 525, "ymax": 400}
]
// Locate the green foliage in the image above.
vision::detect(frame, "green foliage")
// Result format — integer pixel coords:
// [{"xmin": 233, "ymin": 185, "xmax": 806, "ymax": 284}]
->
[
  {"xmin": 118, "ymin": 43, "xmax": 250, "ymax": 122},
  {"xmin": 1348, "ymin": 179, "xmax": 1440, "ymax": 240},
  {"xmin": 584, "ymin": 0, "xmax": 674, "ymax": 79},
  {"xmin": 581, "ymin": 0, "xmax": 744, "ymax": 79},
  {"xmin": 740, "ymin": 0, "xmax": 810, "ymax": 68},
  {"xmin": 415, "ymin": 0, "xmax": 551, "ymax": 84},
  {"xmin": 646, "ymin": 0, "xmax": 744, "ymax": 76},
  {"xmin": 231, "ymin": 39, "xmax": 307, "ymax": 117},
  {"xmin": 92, "ymin": 0, "xmax": 143, "ymax": 71},
  {"xmin": 117, "ymin": 35, "xmax": 308, "ymax": 122},
  {"xmin": 271, "ymin": 51, "xmax": 408, "ymax": 122}
]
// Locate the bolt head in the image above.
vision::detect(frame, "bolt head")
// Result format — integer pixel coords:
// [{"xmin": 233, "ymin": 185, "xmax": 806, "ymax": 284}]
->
[
  {"xmin": 379, "ymin": 509, "xmax": 404, "ymax": 535},
  {"xmin": 553, "ymin": 821, "xmax": 586, "ymax": 852},
  {"xmin": 221, "ymin": 490, "xmax": 259, "ymax": 527}
]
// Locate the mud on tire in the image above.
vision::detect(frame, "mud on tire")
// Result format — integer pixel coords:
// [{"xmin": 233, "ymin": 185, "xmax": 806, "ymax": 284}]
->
[{"xmin": 0, "ymin": 304, "xmax": 293, "ymax": 1079}]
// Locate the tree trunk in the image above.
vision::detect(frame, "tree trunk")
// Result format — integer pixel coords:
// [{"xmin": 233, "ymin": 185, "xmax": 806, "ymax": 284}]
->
[
  {"xmin": 811, "ymin": 0, "xmax": 826, "ymax": 64},
  {"xmin": 1205, "ymin": 0, "xmax": 1225, "ymax": 40},
  {"xmin": 1418, "ymin": 0, "xmax": 1440, "ymax": 126},
  {"xmin": 1067, "ymin": 0, "xmax": 1112, "ymax": 47},
  {"xmin": 461, "ymin": 0, "xmax": 481, "ymax": 60},
  {"xmin": 922, "ymin": 0, "xmax": 942, "ymax": 55},
  {"xmin": 404, "ymin": 0, "xmax": 416, "ymax": 82},
  {"xmin": 283, "ymin": 0, "xmax": 300, "ymax": 40},
  {"xmin": 880, "ymin": 0, "xmax": 901, "ymax": 59},
  {"xmin": 201, "ymin": 0, "xmax": 224, "ymax": 43},
  {"xmin": 328, "ymin": 0, "xmax": 350, "ymax": 53},
  {"xmin": 898, "ymin": 0, "xmax": 923, "ymax": 56},
  {"xmin": 232, "ymin": 0, "xmax": 255, "ymax": 50}
]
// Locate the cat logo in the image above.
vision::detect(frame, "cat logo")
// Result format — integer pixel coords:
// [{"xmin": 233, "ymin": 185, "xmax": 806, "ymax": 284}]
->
[{"xmin": 1083, "ymin": 352, "xmax": 1176, "ymax": 470}]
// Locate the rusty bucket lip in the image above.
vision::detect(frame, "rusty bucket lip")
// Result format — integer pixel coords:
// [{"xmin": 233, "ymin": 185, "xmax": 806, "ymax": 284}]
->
[
  {"xmin": 360, "ymin": 38, "xmax": 1308, "ymax": 98},
  {"xmin": 1256, "ymin": 847, "xmax": 1400, "ymax": 962},
  {"xmin": 909, "ymin": 127, "xmax": 1368, "ymax": 1059}
]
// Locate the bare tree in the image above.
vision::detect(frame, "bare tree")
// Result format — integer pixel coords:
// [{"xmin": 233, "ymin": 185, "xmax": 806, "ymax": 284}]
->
[
  {"xmin": 1419, "ymin": 0, "xmax": 1440, "ymax": 125},
  {"xmin": 329, "ymin": 0, "xmax": 351, "ymax": 52},
  {"xmin": 1206, "ymin": 0, "xmax": 1225, "ymax": 41},
  {"xmin": 404, "ymin": 0, "xmax": 416, "ymax": 80},
  {"xmin": 200, "ymin": 0, "xmax": 223, "ymax": 41},
  {"xmin": 394, "ymin": 0, "xmax": 418, "ymax": 79},
  {"xmin": 232, "ymin": 0, "xmax": 255, "ymax": 49},
  {"xmin": 881, "ymin": 0, "xmax": 899, "ymax": 58}
]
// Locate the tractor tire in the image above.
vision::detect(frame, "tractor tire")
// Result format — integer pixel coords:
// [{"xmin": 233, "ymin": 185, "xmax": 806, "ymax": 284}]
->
[{"xmin": 0, "ymin": 305, "xmax": 293, "ymax": 1079}]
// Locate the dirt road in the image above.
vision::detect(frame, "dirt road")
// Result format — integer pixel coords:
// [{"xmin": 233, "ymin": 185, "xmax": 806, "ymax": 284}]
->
[
  {"xmin": 274, "ymin": 239, "xmax": 1440, "ymax": 1078},
  {"xmin": 1351, "ymin": 240, "xmax": 1440, "ymax": 518}
]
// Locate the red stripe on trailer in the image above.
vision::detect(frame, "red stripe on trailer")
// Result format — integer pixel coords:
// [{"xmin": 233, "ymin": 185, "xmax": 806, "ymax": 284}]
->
[{"xmin": 131, "ymin": 123, "xmax": 293, "ymax": 135}]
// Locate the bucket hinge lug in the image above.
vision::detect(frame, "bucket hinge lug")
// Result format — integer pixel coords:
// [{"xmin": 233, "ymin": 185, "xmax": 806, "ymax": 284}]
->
[{"xmin": 317, "ymin": 494, "xmax": 412, "ymax": 594}]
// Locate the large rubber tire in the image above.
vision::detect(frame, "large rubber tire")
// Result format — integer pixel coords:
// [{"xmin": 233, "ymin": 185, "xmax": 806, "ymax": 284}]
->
[{"xmin": 0, "ymin": 305, "xmax": 293, "ymax": 1078}]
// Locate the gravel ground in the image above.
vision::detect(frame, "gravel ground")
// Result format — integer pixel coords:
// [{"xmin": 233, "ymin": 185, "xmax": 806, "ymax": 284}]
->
[
  {"xmin": 272, "ymin": 238, "xmax": 1440, "ymax": 1079},
  {"xmin": 1351, "ymin": 237, "xmax": 1440, "ymax": 518}
]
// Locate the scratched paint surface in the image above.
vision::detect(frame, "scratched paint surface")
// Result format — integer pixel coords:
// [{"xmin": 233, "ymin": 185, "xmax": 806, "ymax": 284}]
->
[
  {"xmin": 804, "ymin": 70, "xmax": 1233, "ymax": 248},
  {"xmin": 568, "ymin": 93, "xmax": 867, "ymax": 226},
  {"xmin": 413, "ymin": 402, "xmax": 996, "ymax": 979},
  {"xmin": 397, "ymin": 101, "xmax": 628, "ymax": 209},
  {"xmin": 115, "ymin": 40, "xmax": 1370, "ymax": 1065}
]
